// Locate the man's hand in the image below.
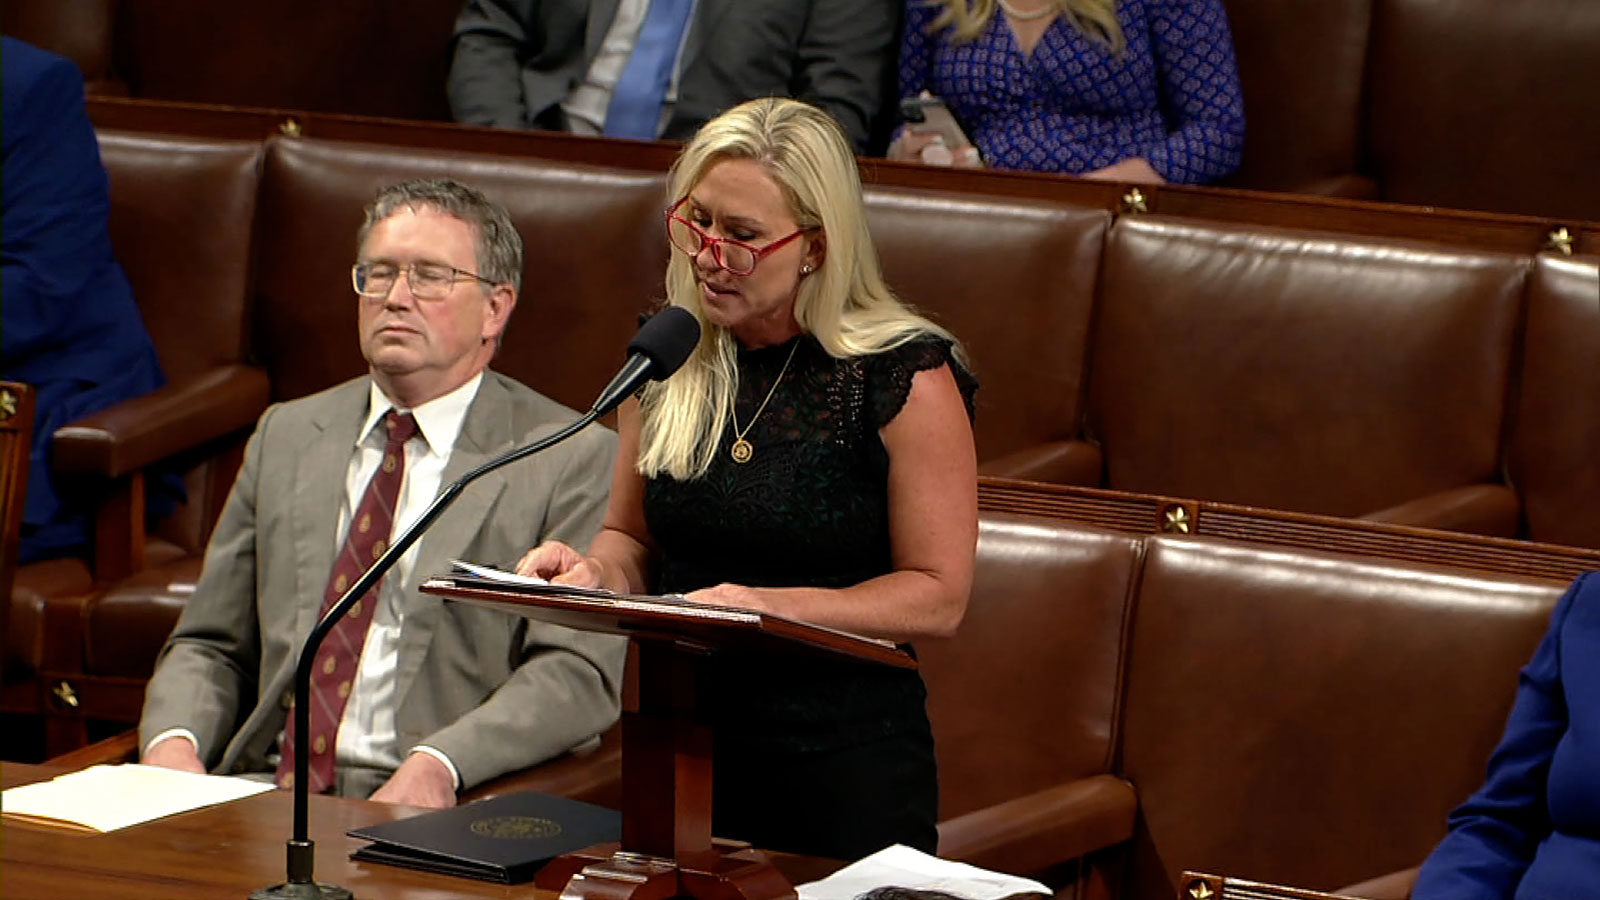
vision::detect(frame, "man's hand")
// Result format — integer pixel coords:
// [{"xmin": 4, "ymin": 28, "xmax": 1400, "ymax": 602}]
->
[
  {"xmin": 369, "ymin": 752, "xmax": 457, "ymax": 809},
  {"xmin": 141, "ymin": 736, "xmax": 207, "ymax": 774}
]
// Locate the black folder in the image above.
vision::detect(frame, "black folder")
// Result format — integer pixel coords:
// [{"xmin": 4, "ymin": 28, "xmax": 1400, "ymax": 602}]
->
[{"xmin": 347, "ymin": 790, "xmax": 621, "ymax": 884}]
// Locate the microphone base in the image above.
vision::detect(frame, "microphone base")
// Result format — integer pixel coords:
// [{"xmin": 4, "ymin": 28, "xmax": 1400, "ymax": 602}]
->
[
  {"xmin": 249, "ymin": 883, "xmax": 353, "ymax": 900},
  {"xmin": 250, "ymin": 838, "xmax": 353, "ymax": 899}
]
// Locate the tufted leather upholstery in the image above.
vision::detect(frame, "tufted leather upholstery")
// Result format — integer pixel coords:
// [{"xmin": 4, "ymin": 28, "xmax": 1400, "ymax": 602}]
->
[
  {"xmin": 1089, "ymin": 216, "xmax": 1525, "ymax": 530},
  {"xmin": 1366, "ymin": 0, "xmax": 1600, "ymax": 220},
  {"xmin": 1506, "ymin": 255, "xmax": 1600, "ymax": 548},
  {"xmin": 1116, "ymin": 536, "xmax": 1562, "ymax": 898},
  {"xmin": 13, "ymin": 133, "xmax": 268, "ymax": 753}
]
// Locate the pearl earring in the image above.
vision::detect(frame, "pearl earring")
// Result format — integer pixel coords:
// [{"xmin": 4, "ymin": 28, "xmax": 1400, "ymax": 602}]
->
[{"xmin": 801, "ymin": 264, "xmax": 814, "ymax": 275}]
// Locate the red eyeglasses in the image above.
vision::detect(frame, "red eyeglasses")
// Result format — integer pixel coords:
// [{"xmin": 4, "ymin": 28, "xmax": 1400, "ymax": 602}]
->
[{"xmin": 665, "ymin": 198, "xmax": 813, "ymax": 276}]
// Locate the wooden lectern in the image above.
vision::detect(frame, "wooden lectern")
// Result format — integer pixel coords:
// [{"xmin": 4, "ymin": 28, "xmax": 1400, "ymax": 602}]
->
[{"xmin": 422, "ymin": 575, "xmax": 915, "ymax": 900}]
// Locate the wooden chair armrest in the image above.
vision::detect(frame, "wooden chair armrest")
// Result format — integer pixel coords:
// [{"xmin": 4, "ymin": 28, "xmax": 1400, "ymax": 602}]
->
[
  {"xmin": 937, "ymin": 773, "xmax": 1137, "ymax": 880},
  {"xmin": 460, "ymin": 723, "xmax": 622, "ymax": 807},
  {"xmin": 979, "ymin": 440, "xmax": 1103, "ymax": 486},
  {"xmin": 44, "ymin": 729, "xmax": 140, "ymax": 769},
  {"xmin": 1286, "ymin": 173, "xmax": 1382, "ymax": 200},
  {"xmin": 53, "ymin": 364, "xmax": 270, "ymax": 478},
  {"xmin": 1361, "ymin": 484, "xmax": 1520, "ymax": 538}
]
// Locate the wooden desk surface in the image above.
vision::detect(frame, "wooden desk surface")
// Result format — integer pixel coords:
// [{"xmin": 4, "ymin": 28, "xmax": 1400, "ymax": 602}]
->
[
  {"xmin": 3, "ymin": 761, "xmax": 532, "ymax": 899},
  {"xmin": 2, "ymin": 763, "xmax": 838, "ymax": 900}
]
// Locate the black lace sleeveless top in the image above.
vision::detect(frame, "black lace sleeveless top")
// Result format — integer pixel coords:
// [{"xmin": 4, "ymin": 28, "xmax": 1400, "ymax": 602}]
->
[{"xmin": 644, "ymin": 333, "xmax": 977, "ymax": 752}]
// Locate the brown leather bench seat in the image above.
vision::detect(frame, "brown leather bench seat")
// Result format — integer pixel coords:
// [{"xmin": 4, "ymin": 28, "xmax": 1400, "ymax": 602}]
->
[
  {"xmin": 1112, "ymin": 535, "xmax": 1563, "ymax": 898},
  {"xmin": 1086, "ymin": 215, "xmax": 1527, "ymax": 534}
]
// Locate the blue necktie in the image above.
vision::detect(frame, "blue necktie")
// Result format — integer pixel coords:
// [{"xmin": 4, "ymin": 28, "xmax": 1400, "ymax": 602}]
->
[{"xmin": 604, "ymin": 0, "xmax": 696, "ymax": 138}]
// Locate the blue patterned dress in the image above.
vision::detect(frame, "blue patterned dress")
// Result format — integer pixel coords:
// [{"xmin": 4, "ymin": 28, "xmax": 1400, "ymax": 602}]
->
[{"xmin": 897, "ymin": 0, "xmax": 1245, "ymax": 183}]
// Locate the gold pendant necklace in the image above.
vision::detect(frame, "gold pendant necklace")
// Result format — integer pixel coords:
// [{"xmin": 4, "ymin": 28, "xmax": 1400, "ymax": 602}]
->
[{"xmin": 729, "ymin": 342, "xmax": 799, "ymax": 464}]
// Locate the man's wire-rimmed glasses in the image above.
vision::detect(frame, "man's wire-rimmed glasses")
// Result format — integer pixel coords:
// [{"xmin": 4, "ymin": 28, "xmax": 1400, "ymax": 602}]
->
[
  {"xmin": 351, "ymin": 261, "xmax": 498, "ymax": 300},
  {"xmin": 665, "ymin": 198, "xmax": 813, "ymax": 276}
]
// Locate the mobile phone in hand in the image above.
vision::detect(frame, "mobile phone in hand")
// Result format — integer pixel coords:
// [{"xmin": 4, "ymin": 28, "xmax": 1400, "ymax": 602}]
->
[{"xmin": 899, "ymin": 95, "xmax": 974, "ymax": 151}]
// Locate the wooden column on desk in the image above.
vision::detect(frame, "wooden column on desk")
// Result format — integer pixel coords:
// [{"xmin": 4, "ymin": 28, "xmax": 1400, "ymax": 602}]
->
[{"xmin": 421, "ymin": 577, "xmax": 914, "ymax": 900}]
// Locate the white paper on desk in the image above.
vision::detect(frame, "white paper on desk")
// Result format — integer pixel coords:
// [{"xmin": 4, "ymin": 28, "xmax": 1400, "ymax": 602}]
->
[
  {"xmin": 0, "ymin": 764, "xmax": 274, "ymax": 833},
  {"xmin": 797, "ymin": 844, "xmax": 1051, "ymax": 900}
]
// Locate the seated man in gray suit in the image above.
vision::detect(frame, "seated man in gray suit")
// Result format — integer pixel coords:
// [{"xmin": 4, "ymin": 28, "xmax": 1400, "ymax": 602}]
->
[
  {"xmin": 447, "ymin": 0, "xmax": 896, "ymax": 151},
  {"xmin": 139, "ymin": 179, "xmax": 622, "ymax": 808}
]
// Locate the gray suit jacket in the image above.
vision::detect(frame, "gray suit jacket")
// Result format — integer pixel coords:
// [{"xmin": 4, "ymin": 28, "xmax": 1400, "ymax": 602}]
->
[
  {"xmin": 139, "ymin": 371, "xmax": 623, "ymax": 794},
  {"xmin": 447, "ymin": 0, "xmax": 897, "ymax": 150}
]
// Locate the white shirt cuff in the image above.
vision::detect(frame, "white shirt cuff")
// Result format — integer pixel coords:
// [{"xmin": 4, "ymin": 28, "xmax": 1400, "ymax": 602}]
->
[
  {"xmin": 144, "ymin": 728, "xmax": 200, "ymax": 759},
  {"xmin": 409, "ymin": 745, "xmax": 462, "ymax": 791}
]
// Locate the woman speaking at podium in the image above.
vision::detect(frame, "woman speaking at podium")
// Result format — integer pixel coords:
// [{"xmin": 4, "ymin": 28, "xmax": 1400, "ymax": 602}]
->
[{"xmin": 518, "ymin": 97, "xmax": 978, "ymax": 860}]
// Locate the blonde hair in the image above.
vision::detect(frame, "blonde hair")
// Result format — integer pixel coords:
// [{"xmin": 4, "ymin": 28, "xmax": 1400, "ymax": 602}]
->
[
  {"xmin": 637, "ymin": 98, "xmax": 963, "ymax": 481},
  {"xmin": 930, "ymin": 0, "xmax": 1125, "ymax": 52}
]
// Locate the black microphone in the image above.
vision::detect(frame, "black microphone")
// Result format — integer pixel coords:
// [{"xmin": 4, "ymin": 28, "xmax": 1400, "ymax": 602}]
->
[
  {"xmin": 254, "ymin": 309, "xmax": 701, "ymax": 900},
  {"xmin": 588, "ymin": 306, "xmax": 701, "ymax": 417}
]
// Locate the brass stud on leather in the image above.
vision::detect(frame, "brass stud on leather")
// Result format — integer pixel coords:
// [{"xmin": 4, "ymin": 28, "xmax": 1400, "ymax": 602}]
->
[
  {"xmin": 1544, "ymin": 226, "xmax": 1574, "ymax": 256},
  {"xmin": 279, "ymin": 117, "xmax": 303, "ymax": 138},
  {"xmin": 0, "ymin": 388, "xmax": 16, "ymax": 421},
  {"xmin": 1160, "ymin": 502, "xmax": 1195, "ymax": 534},
  {"xmin": 52, "ymin": 681, "xmax": 80, "ymax": 708},
  {"xmin": 1121, "ymin": 187, "xmax": 1148, "ymax": 214}
]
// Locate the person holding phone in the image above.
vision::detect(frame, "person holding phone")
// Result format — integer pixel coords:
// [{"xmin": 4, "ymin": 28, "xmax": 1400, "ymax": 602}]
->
[{"xmin": 889, "ymin": 0, "xmax": 1245, "ymax": 184}]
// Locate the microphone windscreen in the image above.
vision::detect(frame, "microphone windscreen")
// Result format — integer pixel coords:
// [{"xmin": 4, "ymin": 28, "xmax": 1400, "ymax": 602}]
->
[{"xmin": 627, "ymin": 306, "xmax": 701, "ymax": 380}]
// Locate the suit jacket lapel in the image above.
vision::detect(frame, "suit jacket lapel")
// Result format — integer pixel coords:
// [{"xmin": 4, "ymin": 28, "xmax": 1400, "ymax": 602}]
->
[
  {"xmin": 390, "ymin": 374, "xmax": 514, "ymax": 711},
  {"xmin": 678, "ymin": 0, "xmax": 728, "ymax": 78},
  {"xmin": 289, "ymin": 380, "xmax": 371, "ymax": 648},
  {"xmin": 585, "ymin": 0, "xmax": 623, "ymax": 63}
]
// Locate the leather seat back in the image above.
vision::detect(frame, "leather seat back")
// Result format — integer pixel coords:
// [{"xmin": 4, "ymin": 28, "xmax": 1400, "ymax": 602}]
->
[
  {"xmin": 867, "ymin": 188, "xmax": 1109, "ymax": 462},
  {"xmin": 98, "ymin": 131, "xmax": 264, "ymax": 554},
  {"xmin": 1219, "ymin": 0, "xmax": 1372, "ymax": 192},
  {"xmin": 921, "ymin": 512, "xmax": 1138, "ymax": 820},
  {"xmin": 1117, "ymin": 534, "xmax": 1563, "ymax": 898},
  {"xmin": 1507, "ymin": 255, "xmax": 1600, "ymax": 548},
  {"xmin": 1089, "ymin": 216, "xmax": 1525, "ymax": 517},
  {"xmin": 1366, "ymin": 0, "xmax": 1600, "ymax": 220},
  {"xmin": 99, "ymin": 132, "xmax": 263, "ymax": 386}
]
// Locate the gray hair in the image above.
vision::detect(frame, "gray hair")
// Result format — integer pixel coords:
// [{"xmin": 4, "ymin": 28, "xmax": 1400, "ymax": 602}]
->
[{"xmin": 356, "ymin": 179, "xmax": 523, "ymax": 290}]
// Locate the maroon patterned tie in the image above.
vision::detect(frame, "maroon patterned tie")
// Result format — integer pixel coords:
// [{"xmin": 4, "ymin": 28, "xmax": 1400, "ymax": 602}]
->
[{"xmin": 277, "ymin": 410, "xmax": 419, "ymax": 793}]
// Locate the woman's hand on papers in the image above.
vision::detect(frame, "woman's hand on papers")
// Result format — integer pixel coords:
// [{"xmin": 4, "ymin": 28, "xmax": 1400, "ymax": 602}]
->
[{"xmin": 516, "ymin": 540, "xmax": 603, "ymax": 587}]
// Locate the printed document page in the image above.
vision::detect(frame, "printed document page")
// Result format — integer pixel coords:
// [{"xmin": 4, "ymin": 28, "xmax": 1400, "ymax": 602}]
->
[{"xmin": 2, "ymin": 764, "xmax": 274, "ymax": 833}]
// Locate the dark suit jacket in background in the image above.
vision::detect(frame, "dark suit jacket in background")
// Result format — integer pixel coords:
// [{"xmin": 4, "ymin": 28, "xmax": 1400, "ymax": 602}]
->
[
  {"xmin": 139, "ymin": 371, "xmax": 623, "ymax": 795},
  {"xmin": 447, "ymin": 0, "xmax": 898, "ymax": 151}
]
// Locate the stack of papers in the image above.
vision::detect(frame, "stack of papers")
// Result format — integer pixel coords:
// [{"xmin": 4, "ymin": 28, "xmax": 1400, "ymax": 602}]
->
[
  {"xmin": 798, "ymin": 845, "xmax": 1052, "ymax": 900},
  {"xmin": 1, "ymin": 764, "xmax": 275, "ymax": 833}
]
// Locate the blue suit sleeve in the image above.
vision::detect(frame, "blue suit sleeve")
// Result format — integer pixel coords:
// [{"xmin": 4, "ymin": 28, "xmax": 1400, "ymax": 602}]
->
[
  {"xmin": 1, "ymin": 48, "xmax": 116, "ymax": 358},
  {"xmin": 1411, "ymin": 574, "xmax": 1586, "ymax": 900},
  {"xmin": 1142, "ymin": 0, "xmax": 1245, "ymax": 184}
]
